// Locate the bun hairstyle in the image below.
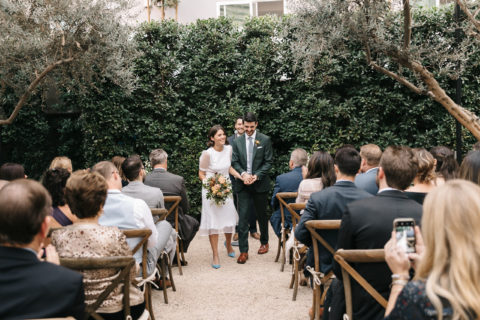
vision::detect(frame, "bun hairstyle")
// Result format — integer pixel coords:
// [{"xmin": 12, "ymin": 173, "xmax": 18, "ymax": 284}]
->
[{"xmin": 207, "ymin": 125, "xmax": 228, "ymax": 147}]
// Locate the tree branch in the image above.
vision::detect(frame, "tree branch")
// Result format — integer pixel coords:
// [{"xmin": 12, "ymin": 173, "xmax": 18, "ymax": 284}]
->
[
  {"xmin": 403, "ymin": 0, "xmax": 411, "ymax": 49},
  {"xmin": 456, "ymin": 0, "xmax": 480, "ymax": 34},
  {"xmin": 0, "ymin": 57, "xmax": 74, "ymax": 125}
]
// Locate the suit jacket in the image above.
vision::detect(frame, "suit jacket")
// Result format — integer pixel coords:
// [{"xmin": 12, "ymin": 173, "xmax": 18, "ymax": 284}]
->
[
  {"xmin": 144, "ymin": 168, "xmax": 199, "ymax": 251},
  {"xmin": 231, "ymin": 131, "xmax": 273, "ymax": 193},
  {"xmin": 122, "ymin": 181, "xmax": 164, "ymax": 208},
  {"xmin": 295, "ymin": 181, "xmax": 372, "ymax": 273},
  {"xmin": 269, "ymin": 166, "xmax": 304, "ymax": 237},
  {"xmin": 354, "ymin": 168, "xmax": 379, "ymax": 195},
  {"xmin": 0, "ymin": 246, "xmax": 85, "ymax": 320},
  {"xmin": 333, "ymin": 190, "xmax": 423, "ymax": 320}
]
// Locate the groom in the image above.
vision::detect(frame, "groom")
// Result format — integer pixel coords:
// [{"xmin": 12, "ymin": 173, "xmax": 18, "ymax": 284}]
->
[{"xmin": 232, "ymin": 112, "xmax": 273, "ymax": 264}]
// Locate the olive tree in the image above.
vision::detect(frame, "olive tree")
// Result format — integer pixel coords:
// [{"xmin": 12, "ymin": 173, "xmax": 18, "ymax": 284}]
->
[
  {"xmin": 0, "ymin": 0, "xmax": 139, "ymax": 125},
  {"xmin": 291, "ymin": 0, "xmax": 480, "ymax": 140}
]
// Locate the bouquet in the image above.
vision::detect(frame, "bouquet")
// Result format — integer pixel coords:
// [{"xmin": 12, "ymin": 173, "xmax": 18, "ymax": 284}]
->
[{"xmin": 203, "ymin": 173, "xmax": 232, "ymax": 206}]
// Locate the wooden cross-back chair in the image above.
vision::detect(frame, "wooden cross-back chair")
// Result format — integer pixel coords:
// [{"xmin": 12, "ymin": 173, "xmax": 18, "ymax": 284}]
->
[
  {"xmin": 274, "ymin": 192, "xmax": 298, "ymax": 272},
  {"xmin": 151, "ymin": 195, "xmax": 185, "ymax": 276},
  {"xmin": 60, "ymin": 256, "xmax": 135, "ymax": 320},
  {"xmin": 285, "ymin": 202, "xmax": 307, "ymax": 301},
  {"xmin": 122, "ymin": 229, "xmax": 160, "ymax": 316},
  {"xmin": 334, "ymin": 249, "xmax": 387, "ymax": 320},
  {"xmin": 305, "ymin": 219, "xmax": 342, "ymax": 320}
]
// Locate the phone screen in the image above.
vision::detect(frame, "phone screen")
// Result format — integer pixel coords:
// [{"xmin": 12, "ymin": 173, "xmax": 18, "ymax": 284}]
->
[{"xmin": 395, "ymin": 221, "xmax": 415, "ymax": 253}]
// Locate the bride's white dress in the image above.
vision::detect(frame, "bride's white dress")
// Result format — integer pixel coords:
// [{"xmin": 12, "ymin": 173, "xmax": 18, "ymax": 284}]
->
[{"xmin": 199, "ymin": 145, "xmax": 238, "ymax": 235}]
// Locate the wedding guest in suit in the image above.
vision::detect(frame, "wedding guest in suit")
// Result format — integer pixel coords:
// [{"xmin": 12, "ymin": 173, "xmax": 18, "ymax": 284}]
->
[
  {"xmin": 354, "ymin": 144, "xmax": 382, "ymax": 195},
  {"xmin": 122, "ymin": 155, "xmax": 164, "ymax": 208},
  {"xmin": 0, "ymin": 179, "xmax": 85, "ymax": 319},
  {"xmin": 112, "ymin": 156, "xmax": 129, "ymax": 187},
  {"xmin": 232, "ymin": 112, "xmax": 273, "ymax": 264},
  {"xmin": 333, "ymin": 146, "xmax": 422, "ymax": 320},
  {"xmin": 295, "ymin": 146, "xmax": 371, "ymax": 276},
  {"xmin": 0, "ymin": 162, "xmax": 26, "ymax": 180},
  {"xmin": 42, "ymin": 168, "xmax": 77, "ymax": 228},
  {"xmin": 228, "ymin": 116, "xmax": 259, "ymax": 241},
  {"xmin": 295, "ymin": 151, "xmax": 336, "ymax": 204},
  {"xmin": 92, "ymin": 161, "xmax": 176, "ymax": 285},
  {"xmin": 145, "ymin": 149, "xmax": 199, "ymax": 253},
  {"xmin": 49, "ymin": 156, "xmax": 73, "ymax": 173},
  {"xmin": 270, "ymin": 148, "xmax": 307, "ymax": 238},
  {"xmin": 405, "ymin": 148, "xmax": 437, "ymax": 204},
  {"xmin": 52, "ymin": 171, "xmax": 145, "ymax": 319},
  {"xmin": 459, "ymin": 150, "xmax": 480, "ymax": 185},
  {"xmin": 384, "ymin": 180, "xmax": 480, "ymax": 320},
  {"xmin": 430, "ymin": 146, "xmax": 458, "ymax": 185}
]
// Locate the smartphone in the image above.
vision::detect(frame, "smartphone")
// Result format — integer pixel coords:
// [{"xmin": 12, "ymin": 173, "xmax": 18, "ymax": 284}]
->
[{"xmin": 393, "ymin": 218, "xmax": 416, "ymax": 253}]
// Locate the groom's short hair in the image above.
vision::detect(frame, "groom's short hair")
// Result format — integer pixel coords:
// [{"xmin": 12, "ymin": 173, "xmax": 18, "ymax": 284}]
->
[
  {"xmin": 243, "ymin": 112, "xmax": 257, "ymax": 123},
  {"xmin": 335, "ymin": 146, "xmax": 361, "ymax": 177}
]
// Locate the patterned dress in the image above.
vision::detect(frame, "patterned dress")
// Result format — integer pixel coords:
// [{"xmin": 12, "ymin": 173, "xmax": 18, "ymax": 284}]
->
[{"xmin": 52, "ymin": 224, "xmax": 144, "ymax": 313}]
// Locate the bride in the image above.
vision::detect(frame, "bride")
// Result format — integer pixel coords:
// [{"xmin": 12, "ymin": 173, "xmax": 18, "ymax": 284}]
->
[{"xmin": 199, "ymin": 125, "xmax": 241, "ymax": 269}]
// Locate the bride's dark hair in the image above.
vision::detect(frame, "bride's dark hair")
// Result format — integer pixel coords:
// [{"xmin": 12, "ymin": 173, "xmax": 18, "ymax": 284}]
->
[{"xmin": 207, "ymin": 125, "xmax": 229, "ymax": 147}]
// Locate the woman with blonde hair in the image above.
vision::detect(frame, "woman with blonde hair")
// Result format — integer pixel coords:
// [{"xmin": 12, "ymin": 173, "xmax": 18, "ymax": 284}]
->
[
  {"xmin": 49, "ymin": 156, "xmax": 73, "ymax": 173},
  {"xmin": 405, "ymin": 148, "xmax": 437, "ymax": 204},
  {"xmin": 384, "ymin": 179, "xmax": 480, "ymax": 319}
]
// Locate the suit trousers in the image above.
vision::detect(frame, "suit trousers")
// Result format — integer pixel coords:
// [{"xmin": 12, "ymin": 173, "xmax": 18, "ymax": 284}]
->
[
  {"xmin": 233, "ymin": 192, "xmax": 258, "ymax": 233},
  {"xmin": 145, "ymin": 220, "xmax": 176, "ymax": 276},
  {"xmin": 237, "ymin": 188, "xmax": 269, "ymax": 253}
]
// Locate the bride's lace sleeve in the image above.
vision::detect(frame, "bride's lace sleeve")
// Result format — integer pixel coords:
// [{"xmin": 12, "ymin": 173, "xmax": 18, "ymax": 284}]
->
[{"xmin": 199, "ymin": 150, "xmax": 210, "ymax": 171}]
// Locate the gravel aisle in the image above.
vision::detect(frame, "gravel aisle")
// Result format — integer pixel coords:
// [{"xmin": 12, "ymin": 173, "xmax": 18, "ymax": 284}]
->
[{"xmin": 152, "ymin": 226, "xmax": 311, "ymax": 319}]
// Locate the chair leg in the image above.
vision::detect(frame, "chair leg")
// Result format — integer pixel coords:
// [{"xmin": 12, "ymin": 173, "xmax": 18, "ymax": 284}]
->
[
  {"xmin": 280, "ymin": 233, "xmax": 287, "ymax": 272},
  {"xmin": 275, "ymin": 237, "xmax": 281, "ymax": 262},
  {"xmin": 175, "ymin": 240, "xmax": 183, "ymax": 276},
  {"xmin": 292, "ymin": 259, "xmax": 298, "ymax": 301},
  {"xmin": 167, "ymin": 257, "xmax": 176, "ymax": 292},
  {"xmin": 179, "ymin": 240, "xmax": 186, "ymax": 265},
  {"xmin": 145, "ymin": 284, "xmax": 155, "ymax": 320},
  {"xmin": 157, "ymin": 259, "xmax": 168, "ymax": 304}
]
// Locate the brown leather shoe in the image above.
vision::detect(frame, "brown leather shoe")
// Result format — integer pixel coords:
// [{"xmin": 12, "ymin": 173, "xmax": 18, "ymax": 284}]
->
[
  {"xmin": 237, "ymin": 252, "xmax": 248, "ymax": 264},
  {"xmin": 233, "ymin": 233, "xmax": 239, "ymax": 241},
  {"xmin": 250, "ymin": 232, "xmax": 260, "ymax": 240},
  {"xmin": 258, "ymin": 243, "xmax": 269, "ymax": 254}
]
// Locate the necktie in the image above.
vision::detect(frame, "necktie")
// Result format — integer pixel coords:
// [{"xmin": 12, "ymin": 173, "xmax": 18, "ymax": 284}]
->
[{"xmin": 248, "ymin": 136, "xmax": 254, "ymax": 174}]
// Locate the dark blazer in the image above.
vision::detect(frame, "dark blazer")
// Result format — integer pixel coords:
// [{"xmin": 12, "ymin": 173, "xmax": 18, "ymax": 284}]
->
[
  {"xmin": 269, "ymin": 166, "xmax": 304, "ymax": 237},
  {"xmin": 0, "ymin": 246, "xmax": 85, "ymax": 320},
  {"xmin": 231, "ymin": 131, "xmax": 273, "ymax": 193},
  {"xmin": 354, "ymin": 168, "xmax": 379, "ymax": 195},
  {"xmin": 144, "ymin": 168, "xmax": 199, "ymax": 251},
  {"xmin": 295, "ymin": 181, "xmax": 372, "ymax": 273},
  {"xmin": 334, "ymin": 190, "xmax": 423, "ymax": 320}
]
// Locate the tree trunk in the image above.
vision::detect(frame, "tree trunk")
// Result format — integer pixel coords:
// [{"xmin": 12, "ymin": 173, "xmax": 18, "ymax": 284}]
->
[
  {"xmin": 175, "ymin": 3, "xmax": 178, "ymax": 21},
  {"xmin": 0, "ymin": 57, "xmax": 74, "ymax": 126},
  {"xmin": 410, "ymin": 61, "xmax": 480, "ymax": 140},
  {"xmin": 162, "ymin": 0, "xmax": 165, "ymax": 20}
]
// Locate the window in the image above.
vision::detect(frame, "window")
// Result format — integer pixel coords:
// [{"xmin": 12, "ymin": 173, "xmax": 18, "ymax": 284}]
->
[{"xmin": 217, "ymin": 0, "xmax": 284, "ymax": 23}]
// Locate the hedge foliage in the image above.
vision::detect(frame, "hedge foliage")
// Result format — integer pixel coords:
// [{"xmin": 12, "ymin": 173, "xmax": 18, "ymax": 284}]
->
[{"xmin": 2, "ymin": 8, "xmax": 480, "ymax": 216}]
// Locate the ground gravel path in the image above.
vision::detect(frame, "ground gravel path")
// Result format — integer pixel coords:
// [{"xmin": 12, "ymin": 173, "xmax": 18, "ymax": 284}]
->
[{"xmin": 152, "ymin": 226, "xmax": 311, "ymax": 319}]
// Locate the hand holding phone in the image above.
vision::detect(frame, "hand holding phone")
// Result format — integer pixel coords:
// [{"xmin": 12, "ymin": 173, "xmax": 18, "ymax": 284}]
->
[{"xmin": 393, "ymin": 218, "xmax": 416, "ymax": 254}]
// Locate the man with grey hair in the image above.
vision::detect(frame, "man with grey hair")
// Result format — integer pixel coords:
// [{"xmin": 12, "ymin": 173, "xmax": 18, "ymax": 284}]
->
[
  {"xmin": 269, "ymin": 148, "xmax": 307, "ymax": 237},
  {"xmin": 145, "ymin": 149, "xmax": 199, "ymax": 255}
]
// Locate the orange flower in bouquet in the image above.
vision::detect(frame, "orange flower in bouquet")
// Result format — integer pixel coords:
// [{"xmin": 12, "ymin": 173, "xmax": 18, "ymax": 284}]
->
[{"xmin": 203, "ymin": 173, "xmax": 232, "ymax": 205}]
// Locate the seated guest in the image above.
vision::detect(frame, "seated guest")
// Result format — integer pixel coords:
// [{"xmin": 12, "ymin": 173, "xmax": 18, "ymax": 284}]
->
[
  {"xmin": 0, "ymin": 179, "xmax": 85, "ymax": 319},
  {"xmin": 354, "ymin": 144, "xmax": 382, "ymax": 195},
  {"xmin": 405, "ymin": 148, "xmax": 437, "ymax": 204},
  {"xmin": 295, "ymin": 146, "xmax": 371, "ymax": 275},
  {"xmin": 333, "ymin": 146, "xmax": 422, "ymax": 320},
  {"xmin": 145, "ymin": 149, "xmax": 199, "ymax": 253},
  {"xmin": 49, "ymin": 156, "xmax": 73, "ymax": 173},
  {"xmin": 122, "ymin": 155, "xmax": 164, "ymax": 208},
  {"xmin": 459, "ymin": 150, "xmax": 480, "ymax": 185},
  {"xmin": 384, "ymin": 180, "xmax": 480, "ymax": 320},
  {"xmin": 52, "ymin": 171, "xmax": 145, "ymax": 320},
  {"xmin": 430, "ymin": 146, "xmax": 458, "ymax": 185},
  {"xmin": 92, "ymin": 161, "xmax": 176, "ymax": 279},
  {"xmin": 112, "ymin": 156, "xmax": 128, "ymax": 187},
  {"xmin": 295, "ymin": 151, "xmax": 336, "ymax": 204},
  {"xmin": 42, "ymin": 168, "xmax": 77, "ymax": 227},
  {"xmin": 270, "ymin": 148, "xmax": 308, "ymax": 238},
  {"xmin": 0, "ymin": 162, "xmax": 26, "ymax": 180}
]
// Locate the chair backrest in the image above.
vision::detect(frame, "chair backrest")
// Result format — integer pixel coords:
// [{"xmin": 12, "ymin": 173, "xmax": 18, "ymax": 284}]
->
[
  {"xmin": 122, "ymin": 229, "xmax": 152, "ymax": 278},
  {"xmin": 305, "ymin": 220, "xmax": 342, "ymax": 256},
  {"xmin": 60, "ymin": 256, "xmax": 135, "ymax": 320},
  {"xmin": 163, "ymin": 195, "xmax": 181, "ymax": 232},
  {"xmin": 276, "ymin": 192, "xmax": 298, "ymax": 230},
  {"xmin": 334, "ymin": 249, "xmax": 387, "ymax": 320},
  {"xmin": 286, "ymin": 202, "xmax": 305, "ymax": 229}
]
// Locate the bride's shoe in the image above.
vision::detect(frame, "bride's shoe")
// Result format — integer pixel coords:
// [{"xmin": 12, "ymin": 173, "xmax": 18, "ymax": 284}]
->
[
  {"xmin": 212, "ymin": 264, "xmax": 221, "ymax": 269},
  {"xmin": 228, "ymin": 251, "xmax": 235, "ymax": 258}
]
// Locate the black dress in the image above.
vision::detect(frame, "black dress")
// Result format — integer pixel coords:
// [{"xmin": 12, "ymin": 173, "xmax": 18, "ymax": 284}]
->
[{"xmin": 405, "ymin": 191, "xmax": 427, "ymax": 205}]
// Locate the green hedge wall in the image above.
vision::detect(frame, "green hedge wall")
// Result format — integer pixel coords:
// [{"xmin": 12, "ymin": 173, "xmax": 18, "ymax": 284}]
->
[{"xmin": 2, "ymin": 8, "xmax": 479, "ymax": 216}]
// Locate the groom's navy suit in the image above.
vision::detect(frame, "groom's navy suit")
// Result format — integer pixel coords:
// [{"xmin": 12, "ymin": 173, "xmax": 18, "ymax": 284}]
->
[{"xmin": 232, "ymin": 131, "xmax": 273, "ymax": 253}]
